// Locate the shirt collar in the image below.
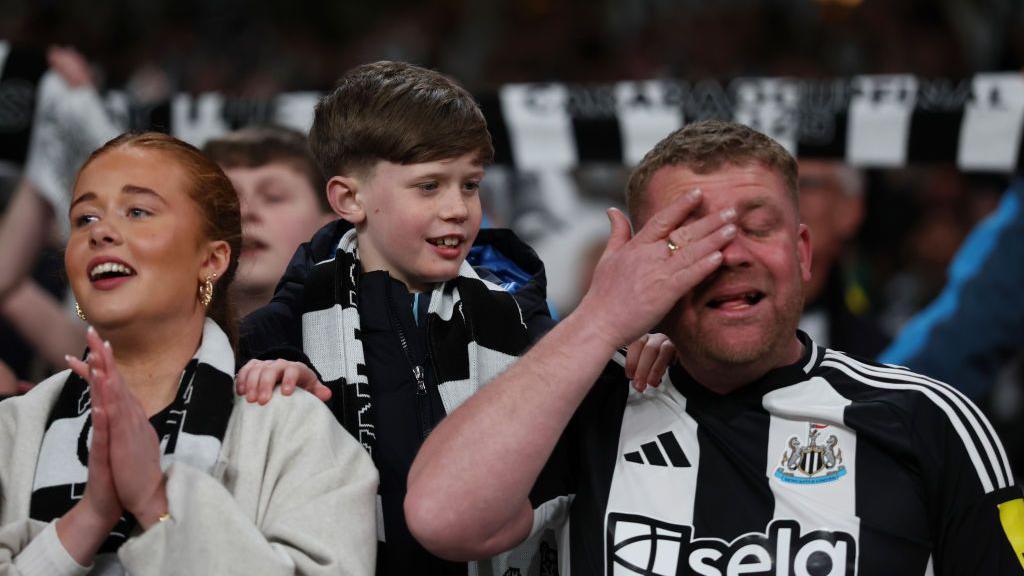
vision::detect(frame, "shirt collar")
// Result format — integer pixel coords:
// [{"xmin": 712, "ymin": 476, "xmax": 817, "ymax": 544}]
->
[{"xmin": 668, "ymin": 331, "xmax": 821, "ymax": 408}]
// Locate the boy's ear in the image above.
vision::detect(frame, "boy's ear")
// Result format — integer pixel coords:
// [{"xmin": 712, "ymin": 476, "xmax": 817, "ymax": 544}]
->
[{"xmin": 326, "ymin": 175, "xmax": 365, "ymax": 224}]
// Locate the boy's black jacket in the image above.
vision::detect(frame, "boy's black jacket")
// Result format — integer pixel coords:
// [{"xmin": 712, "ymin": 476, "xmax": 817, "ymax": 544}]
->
[
  {"xmin": 238, "ymin": 219, "xmax": 555, "ymax": 369},
  {"xmin": 237, "ymin": 220, "xmax": 556, "ymax": 574}
]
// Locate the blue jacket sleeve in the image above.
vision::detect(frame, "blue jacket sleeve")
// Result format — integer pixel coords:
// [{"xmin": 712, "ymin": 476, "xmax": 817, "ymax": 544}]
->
[{"xmin": 879, "ymin": 182, "xmax": 1024, "ymax": 400}]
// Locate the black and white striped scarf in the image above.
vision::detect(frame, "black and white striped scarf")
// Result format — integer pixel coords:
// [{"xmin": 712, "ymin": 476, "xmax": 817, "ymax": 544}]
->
[
  {"xmin": 29, "ymin": 319, "xmax": 235, "ymax": 556},
  {"xmin": 300, "ymin": 228, "xmax": 530, "ymax": 457}
]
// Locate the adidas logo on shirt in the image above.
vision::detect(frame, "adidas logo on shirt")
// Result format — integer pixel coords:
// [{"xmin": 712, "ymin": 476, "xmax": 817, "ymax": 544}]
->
[{"xmin": 623, "ymin": 431, "xmax": 691, "ymax": 468}]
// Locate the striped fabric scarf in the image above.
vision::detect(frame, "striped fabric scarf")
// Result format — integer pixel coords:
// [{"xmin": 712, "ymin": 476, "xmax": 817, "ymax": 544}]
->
[
  {"xmin": 300, "ymin": 228, "xmax": 531, "ymax": 457},
  {"xmin": 28, "ymin": 319, "xmax": 235, "ymax": 557}
]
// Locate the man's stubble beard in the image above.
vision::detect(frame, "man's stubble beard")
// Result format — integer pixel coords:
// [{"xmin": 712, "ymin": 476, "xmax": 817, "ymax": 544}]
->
[{"xmin": 669, "ymin": 278, "xmax": 806, "ymax": 371}]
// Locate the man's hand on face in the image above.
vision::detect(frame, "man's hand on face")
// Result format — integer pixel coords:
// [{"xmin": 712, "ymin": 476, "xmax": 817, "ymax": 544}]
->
[{"xmin": 578, "ymin": 189, "xmax": 737, "ymax": 351}]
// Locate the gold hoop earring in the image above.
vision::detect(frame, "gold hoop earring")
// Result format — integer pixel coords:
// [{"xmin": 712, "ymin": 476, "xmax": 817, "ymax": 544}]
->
[
  {"xmin": 75, "ymin": 302, "xmax": 86, "ymax": 321},
  {"xmin": 199, "ymin": 275, "xmax": 215, "ymax": 308}
]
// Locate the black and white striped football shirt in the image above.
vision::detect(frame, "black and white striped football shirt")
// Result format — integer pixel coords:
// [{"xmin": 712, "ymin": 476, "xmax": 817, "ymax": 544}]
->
[{"xmin": 528, "ymin": 332, "xmax": 1023, "ymax": 575}]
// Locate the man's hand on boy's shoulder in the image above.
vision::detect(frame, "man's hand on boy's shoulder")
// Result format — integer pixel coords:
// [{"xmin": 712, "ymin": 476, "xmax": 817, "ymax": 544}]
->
[
  {"xmin": 236, "ymin": 359, "xmax": 333, "ymax": 405},
  {"xmin": 625, "ymin": 333, "xmax": 676, "ymax": 393}
]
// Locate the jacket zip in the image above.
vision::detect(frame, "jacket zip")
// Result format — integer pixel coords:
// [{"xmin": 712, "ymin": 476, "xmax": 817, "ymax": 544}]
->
[{"xmin": 384, "ymin": 279, "xmax": 433, "ymax": 441}]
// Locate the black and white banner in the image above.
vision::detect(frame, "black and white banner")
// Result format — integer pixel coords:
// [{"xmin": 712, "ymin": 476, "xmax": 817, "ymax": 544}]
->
[{"xmin": 4, "ymin": 41, "xmax": 1024, "ymax": 174}]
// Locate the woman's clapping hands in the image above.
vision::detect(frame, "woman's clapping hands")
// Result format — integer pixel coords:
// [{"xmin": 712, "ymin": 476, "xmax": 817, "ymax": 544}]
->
[{"xmin": 65, "ymin": 327, "xmax": 169, "ymax": 531}]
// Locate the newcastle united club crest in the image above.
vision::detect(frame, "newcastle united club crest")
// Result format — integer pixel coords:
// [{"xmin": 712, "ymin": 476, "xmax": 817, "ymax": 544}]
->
[{"xmin": 775, "ymin": 423, "xmax": 846, "ymax": 485}]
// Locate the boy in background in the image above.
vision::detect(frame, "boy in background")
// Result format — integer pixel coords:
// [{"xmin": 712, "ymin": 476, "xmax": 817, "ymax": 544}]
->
[{"xmin": 203, "ymin": 127, "xmax": 336, "ymax": 318}]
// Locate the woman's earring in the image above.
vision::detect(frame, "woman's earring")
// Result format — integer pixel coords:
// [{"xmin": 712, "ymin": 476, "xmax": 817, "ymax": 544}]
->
[
  {"xmin": 199, "ymin": 275, "xmax": 216, "ymax": 308},
  {"xmin": 75, "ymin": 302, "xmax": 86, "ymax": 321}
]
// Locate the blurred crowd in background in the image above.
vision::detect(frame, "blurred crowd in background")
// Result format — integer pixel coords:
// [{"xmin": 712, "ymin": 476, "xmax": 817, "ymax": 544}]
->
[
  {"xmin": 3, "ymin": 0, "xmax": 1023, "ymax": 93},
  {"xmin": 0, "ymin": 0, "xmax": 1022, "ymax": 466}
]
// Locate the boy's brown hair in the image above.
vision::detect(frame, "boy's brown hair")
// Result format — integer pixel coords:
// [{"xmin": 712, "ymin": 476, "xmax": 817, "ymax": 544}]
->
[
  {"xmin": 203, "ymin": 126, "xmax": 330, "ymax": 213},
  {"xmin": 309, "ymin": 61, "xmax": 494, "ymax": 179},
  {"xmin": 626, "ymin": 120, "xmax": 798, "ymax": 220}
]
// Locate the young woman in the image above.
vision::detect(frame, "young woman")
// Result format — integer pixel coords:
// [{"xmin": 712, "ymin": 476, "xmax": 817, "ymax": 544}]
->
[{"xmin": 0, "ymin": 133, "xmax": 377, "ymax": 575}]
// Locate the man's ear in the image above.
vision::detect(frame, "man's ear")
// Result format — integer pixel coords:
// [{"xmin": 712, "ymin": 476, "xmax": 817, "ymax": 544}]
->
[
  {"xmin": 199, "ymin": 239, "xmax": 231, "ymax": 285},
  {"xmin": 797, "ymin": 223, "xmax": 812, "ymax": 283},
  {"xmin": 326, "ymin": 175, "xmax": 365, "ymax": 225}
]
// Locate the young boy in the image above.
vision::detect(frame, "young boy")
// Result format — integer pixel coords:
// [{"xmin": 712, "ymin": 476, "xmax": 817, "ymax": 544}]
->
[
  {"xmin": 237, "ymin": 61, "xmax": 556, "ymax": 576},
  {"xmin": 202, "ymin": 126, "xmax": 336, "ymax": 318},
  {"xmin": 236, "ymin": 62, "xmax": 674, "ymax": 575}
]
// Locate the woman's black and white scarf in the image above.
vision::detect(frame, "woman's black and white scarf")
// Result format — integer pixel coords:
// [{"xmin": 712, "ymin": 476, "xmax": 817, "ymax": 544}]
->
[
  {"xmin": 28, "ymin": 319, "xmax": 235, "ymax": 556},
  {"xmin": 300, "ymin": 229, "xmax": 530, "ymax": 457}
]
